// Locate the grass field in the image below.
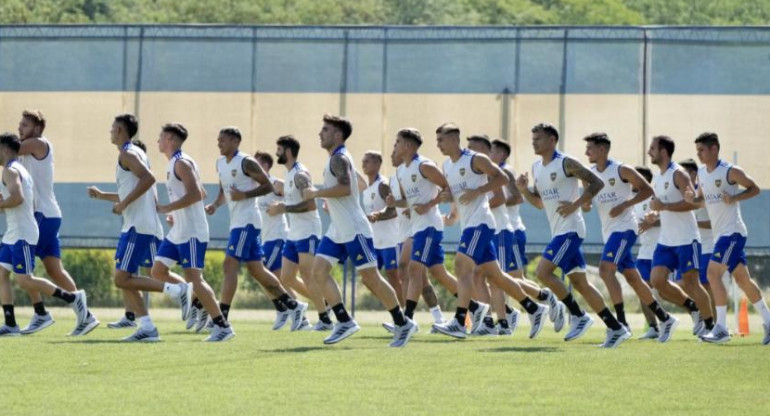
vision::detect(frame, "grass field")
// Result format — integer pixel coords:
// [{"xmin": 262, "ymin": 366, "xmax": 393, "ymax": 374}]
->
[{"xmin": 2, "ymin": 308, "xmax": 768, "ymax": 416}]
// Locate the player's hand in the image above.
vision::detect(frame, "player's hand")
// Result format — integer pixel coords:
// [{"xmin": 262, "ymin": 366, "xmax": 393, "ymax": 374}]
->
[
  {"xmin": 439, "ymin": 189, "xmax": 453, "ymax": 203},
  {"xmin": 556, "ymin": 200, "xmax": 578, "ymax": 217},
  {"xmin": 266, "ymin": 202, "xmax": 285, "ymax": 215},
  {"xmin": 644, "ymin": 210, "xmax": 659, "ymax": 224},
  {"xmin": 403, "ymin": 209, "xmax": 411, "ymax": 219},
  {"xmin": 443, "ymin": 211, "xmax": 457, "ymax": 226},
  {"xmin": 413, "ymin": 203, "xmax": 430, "ymax": 215},
  {"xmin": 229, "ymin": 185, "xmax": 247, "ymax": 201},
  {"xmin": 367, "ymin": 212, "xmax": 379, "ymax": 223},
  {"xmin": 157, "ymin": 204, "xmax": 171, "ymax": 214},
  {"xmin": 302, "ymin": 187, "xmax": 317, "ymax": 201},
  {"xmin": 458, "ymin": 188, "xmax": 480, "ymax": 205},
  {"xmin": 609, "ymin": 202, "xmax": 627, "ymax": 218},
  {"xmin": 684, "ymin": 189, "xmax": 695, "ymax": 204},
  {"xmin": 165, "ymin": 215, "xmax": 174, "ymax": 226},
  {"xmin": 87, "ymin": 186, "xmax": 102, "ymax": 199},
  {"xmin": 638, "ymin": 219, "xmax": 651, "ymax": 234},
  {"xmin": 581, "ymin": 201, "xmax": 592, "ymax": 212},
  {"xmin": 322, "ymin": 199, "xmax": 329, "ymax": 212},
  {"xmin": 515, "ymin": 172, "xmax": 529, "ymax": 191},
  {"xmin": 721, "ymin": 192, "xmax": 735, "ymax": 204},
  {"xmin": 385, "ymin": 194, "xmax": 396, "ymax": 207},
  {"xmin": 204, "ymin": 204, "xmax": 217, "ymax": 215},
  {"xmin": 649, "ymin": 197, "xmax": 665, "ymax": 211},
  {"xmin": 112, "ymin": 201, "xmax": 126, "ymax": 215}
]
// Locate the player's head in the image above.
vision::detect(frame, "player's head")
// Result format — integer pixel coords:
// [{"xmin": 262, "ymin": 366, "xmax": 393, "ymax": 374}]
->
[
  {"xmin": 679, "ymin": 158, "xmax": 698, "ymax": 183},
  {"xmin": 694, "ymin": 132, "xmax": 720, "ymax": 165},
  {"xmin": 583, "ymin": 132, "xmax": 611, "ymax": 164},
  {"xmin": 0, "ymin": 132, "xmax": 21, "ymax": 164},
  {"xmin": 276, "ymin": 135, "xmax": 300, "ymax": 165},
  {"xmin": 112, "ymin": 113, "xmax": 138, "ymax": 144},
  {"xmin": 158, "ymin": 122, "xmax": 188, "ymax": 153},
  {"xmin": 435, "ymin": 122, "xmax": 460, "ymax": 156},
  {"xmin": 217, "ymin": 126, "xmax": 241, "ymax": 156},
  {"xmin": 648, "ymin": 135, "xmax": 674, "ymax": 165},
  {"xmin": 635, "ymin": 166, "xmax": 653, "ymax": 184},
  {"xmin": 320, "ymin": 114, "xmax": 352, "ymax": 150},
  {"xmin": 255, "ymin": 150, "xmax": 273, "ymax": 173},
  {"xmin": 531, "ymin": 123, "xmax": 559, "ymax": 156},
  {"xmin": 19, "ymin": 110, "xmax": 45, "ymax": 141},
  {"xmin": 362, "ymin": 150, "xmax": 383, "ymax": 176},
  {"xmin": 390, "ymin": 146, "xmax": 403, "ymax": 167},
  {"xmin": 466, "ymin": 134, "xmax": 491, "ymax": 155},
  {"xmin": 394, "ymin": 128, "xmax": 422, "ymax": 159},
  {"xmin": 490, "ymin": 139, "xmax": 511, "ymax": 165}
]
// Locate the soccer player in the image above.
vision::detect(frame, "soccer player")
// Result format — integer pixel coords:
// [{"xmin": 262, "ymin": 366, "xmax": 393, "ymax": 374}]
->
[
  {"xmin": 302, "ymin": 115, "xmax": 415, "ymax": 347},
  {"xmin": 267, "ymin": 135, "xmax": 332, "ymax": 331},
  {"xmin": 582, "ymin": 133, "xmax": 678, "ymax": 342},
  {"xmin": 16, "ymin": 110, "xmax": 99, "ymax": 335},
  {"xmin": 0, "ymin": 133, "xmax": 90, "ymax": 337},
  {"xmin": 646, "ymin": 135, "xmax": 713, "ymax": 337},
  {"xmin": 516, "ymin": 123, "xmax": 630, "ymax": 348},
  {"xmin": 687, "ymin": 132, "xmax": 770, "ymax": 344},
  {"xmin": 152, "ymin": 123, "xmax": 233, "ymax": 342},
  {"xmin": 431, "ymin": 123, "xmax": 548, "ymax": 341},
  {"xmin": 204, "ymin": 127, "xmax": 307, "ymax": 332},
  {"xmin": 87, "ymin": 114, "xmax": 192, "ymax": 341}
]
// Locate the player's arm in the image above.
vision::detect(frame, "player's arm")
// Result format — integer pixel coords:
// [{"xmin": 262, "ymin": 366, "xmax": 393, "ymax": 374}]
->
[
  {"xmin": 18, "ymin": 137, "xmax": 47, "ymax": 159},
  {"xmin": 724, "ymin": 166, "xmax": 760, "ymax": 203},
  {"xmin": 558, "ymin": 157, "xmax": 604, "ymax": 216},
  {"xmin": 204, "ymin": 184, "xmax": 226, "ymax": 215},
  {"xmin": 371, "ymin": 182, "xmax": 397, "ymax": 222},
  {"xmin": 304, "ymin": 153, "xmax": 353, "ymax": 200},
  {"xmin": 112, "ymin": 150, "xmax": 156, "ymax": 215},
  {"xmin": 489, "ymin": 186, "xmax": 505, "ymax": 209},
  {"xmin": 443, "ymin": 202, "xmax": 459, "ymax": 226},
  {"xmin": 610, "ymin": 165, "xmax": 654, "ymax": 218},
  {"xmin": 651, "ymin": 170, "xmax": 697, "ymax": 212},
  {"xmin": 697, "ymin": 218, "xmax": 711, "ymax": 229},
  {"xmin": 158, "ymin": 160, "xmax": 203, "ymax": 213},
  {"xmin": 385, "ymin": 180, "xmax": 408, "ymax": 209},
  {"xmin": 515, "ymin": 172, "xmax": 543, "ymax": 210},
  {"xmin": 0, "ymin": 168, "xmax": 24, "ymax": 208},
  {"xmin": 272, "ymin": 178, "xmax": 285, "ymax": 197},
  {"xmin": 87, "ymin": 186, "xmax": 120, "ymax": 203},
  {"xmin": 459, "ymin": 154, "xmax": 506, "ymax": 205},
  {"xmin": 502, "ymin": 167, "xmax": 524, "ymax": 206},
  {"xmin": 230, "ymin": 156, "xmax": 274, "ymax": 200},
  {"xmin": 684, "ymin": 182, "xmax": 705, "ymax": 206}
]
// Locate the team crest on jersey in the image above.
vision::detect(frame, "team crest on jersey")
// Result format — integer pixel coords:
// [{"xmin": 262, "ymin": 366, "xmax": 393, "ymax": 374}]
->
[
  {"xmin": 289, "ymin": 180, "xmax": 293, "ymax": 188},
  {"xmin": 371, "ymin": 192, "xmax": 376, "ymax": 200},
  {"xmin": 715, "ymin": 179, "xmax": 722, "ymax": 187},
  {"xmin": 460, "ymin": 168, "xmax": 466, "ymax": 176},
  {"xmin": 550, "ymin": 172, "xmax": 557, "ymax": 181},
  {"xmin": 609, "ymin": 178, "xmax": 616, "ymax": 186},
  {"xmin": 166, "ymin": 171, "xmax": 170, "ymax": 180},
  {"xmin": 643, "ymin": 204, "xmax": 648, "ymax": 211},
  {"xmin": 411, "ymin": 174, "xmax": 417, "ymax": 182},
  {"xmin": 664, "ymin": 182, "xmax": 669, "ymax": 189},
  {"xmin": 231, "ymin": 169, "xmax": 237, "ymax": 177}
]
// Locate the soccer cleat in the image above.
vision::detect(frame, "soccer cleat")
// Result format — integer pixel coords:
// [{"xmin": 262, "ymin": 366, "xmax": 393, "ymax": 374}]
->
[
  {"xmin": 431, "ymin": 318, "xmax": 467, "ymax": 340},
  {"xmin": 553, "ymin": 303, "xmax": 566, "ymax": 333},
  {"xmin": 185, "ymin": 307, "xmax": 199, "ymax": 330},
  {"xmin": 204, "ymin": 325, "xmax": 235, "ymax": 342},
  {"xmin": 469, "ymin": 302, "xmax": 490, "ymax": 334},
  {"xmin": 289, "ymin": 301, "xmax": 309, "ymax": 332},
  {"xmin": 473, "ymin": 323, "xmax": 498, "ymax": 337},
  {"xmin": 507, "ymin": 308, "xmax": 520, "ymax": 335},
  {"xmin": 690, "ymin": 311, "xmax": 704, "ymax": 336},
  {"xmin": 71, "ymin": 290, "xmax": 89, "ymax": 326},
  {"xmin": 701, "ymin": 324, "xmax": 731, "ymax": 344},
  {"xmin": 599, "ymin": 326, "xmax": 632, "ymax": 348},
  {"xmin": 107, "ymin": 316, "xmax": 136, "ymax": 329},
  {"xmin": 528, "ymin": 305, "xmax": 549, "ymax": 339},
  {"xmin": 381, "ymin": 322, "xmax": 395, "ymax": 334},
  {"xmin": 564, "ymin": 314, "xmax": 594, "ymax": 341},
  {"xmin": 657, "ymin": 316, "xmax": 679, "ymax": 343},
  {"xmin": 544, "ymin": 289, "xmax": 559, "ymax": 321},
  {"xmin": 296, "ymin": 317, "xmax": 312, "ymax": 331},
  {"xmin": 323, "ymin": 320, "xmax": 360, "ymax": 345},
  {"xmin": 639, "ymin": 326, "xmax": 660, "ymax": 340},
  {"xmin": 0, "ymin": 324, "xmax": 21, "ymax": 337},
  {"xmin": 762, "ymin": 322, "xmax": 770, "ymax": 346},
  {"xmin": 176, "ymin": 283, "xmax": 193, "ymax": 321},
  {"xmin": 195, "ymin": 309, "xmax": 210, "ymax": 333},
  {"xmin": 498, "ymin": 326, "xmax": 512, "ymax": 336},
  {"xmin": 429, "ymin": 320, "xmax": 444, "ymax": 334},
  {"xmin": 122, "ymin": 326, "xmax": 160, "ymax": 342},
  {"xmin": 21, "ymin": 313, "xmax": 55, "ymax": 334},
  {"xmin": 69, "ymin": 314, "xmax": 100, "ymax": 336},
  {"xmin": 272, "ymin": 309, "xmax": 291, "ymax": 331},
  {"xmin": 622, "ymin": 323, "xmax": 633, "ymax": 337},
  {"xmin": 313, "ymin": 320, "xmax": 334, "ymax": 332},
  {"xmin": 390, "ymin": 319, "xmax": 418, "ymax": 347}
]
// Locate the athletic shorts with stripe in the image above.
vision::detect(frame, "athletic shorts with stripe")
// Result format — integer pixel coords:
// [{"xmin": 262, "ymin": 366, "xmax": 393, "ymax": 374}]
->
[
  {"xmin": 317, "ymin": 234, "xmax": 377, "ymax": 271},
  {"xmin": 225, "ymin": 224, "xmax": 264, "ymax": 263},
  {"xmin": 542, "ymin": 232, "xmax": 586, "ymax": 275},
  {"xmin": 282, "ymin": 235, "xmax": 319, "ymax": 264},
  {"xmin": 0, "ymin": 240, "xmax": 36, "ymax": 274},
  {"xmin": 115, "ymin": 227, "xmax": 160, "ymax": 274},
  {"xmin": 600, "ymin": 230, "xmax": 637, "ymax": 272},
  {"xmin": 156, "ymin": 238, "xmax": 207, "ymax": 269},
  {"xmin": 711, "ymin": 233, "xmax": 747, "ymax": 273},
  {"xmin": 652, "ymin": 240, "xmax": 701, "ymax": 277},
  {"xmin": 458, "ymin": 224, "xmax": 496, "ymax": 265},
  {"xmin": 411, "ymin": 227, "xmax": 445, "ymax": 267},
  {"xmin": 262, "ymin": 239, "xmax": 285, "ymax": 272}
]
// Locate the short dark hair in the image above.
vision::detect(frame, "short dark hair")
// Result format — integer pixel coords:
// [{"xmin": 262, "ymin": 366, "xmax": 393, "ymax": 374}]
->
[
  {"xmin": 654, "ymin": 135, "xmax": 675, "ymax": 157},
  {"xmin": 694, "ymin": 132, "xmax": 720, "ymax": 150},
  {"xmin": 435, "ymin": 122, "xmax": 460, "ymax": 136},
  {"xmin": 220, "ymin": 126, "xmax": 242, "ymax": 141},
  {"xmin": 363, "ymin": 150, "xmax": 382, "ymax": 164},
  {"xmin": 0, "ymin": 132, "xmax": 21, "ymax": 153},
  {"xmin": 276, "ymin": 135, "xmax": 300, "ymax": 159},
  {"xmin": 583, "ymin": 132, "xmax": 611, "ymax": 149},
  {"xmin": 162, "ymin": 123, "xmax": 188, "ymax": 141},
  {"xmin": 131, "ymin": 139, "xmax": 147, "ymax": 153},
  {"xmin": 22, "ymin": 110, "xmax": 46, "ymax": 133},
  {"xmin": 679, "ymin": 158, "xmax": 698, "ymax": 173},
  {"xmin": 254, "ymin": 150, "xmax": 273, "ymax": 169},
  {"xmin": 492, "ymin": 139, "xmax": 511, "ymax": 158},
  {"xmin": 532, "ymin": 123, "xmax": 559, "ymax": 142},
  {"xmin": 466, "ymin": 134, "xmax": 491, "ymax": 150},
  {"xmin": 115, "ymin": 114, "xmax": 138, "ymax": 139},
  {"xmin": 397, "ymin": 128, "xmax": 423, "ymax": 147},
  {"xmin": 635, "ymin": 166, "xmax": 652, "ymax": 183},
  {"xmin": 323, "ymin": 114, "xmax": 353, "ymax": 140}
]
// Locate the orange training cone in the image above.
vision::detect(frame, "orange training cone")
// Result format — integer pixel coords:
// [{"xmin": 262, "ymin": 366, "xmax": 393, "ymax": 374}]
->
[{"xmin": 738, "ymin": 296, "xmax": 750, "ymax": 337}]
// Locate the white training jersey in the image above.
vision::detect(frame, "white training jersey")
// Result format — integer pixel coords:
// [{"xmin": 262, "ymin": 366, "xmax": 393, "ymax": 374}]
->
[
  {"xmin": 322, "ymin": 145, "xmax": 372, "ymax": 242},
  {"xmin": 1, "ymin": 160, "xmax": 38, "ymax": 245},
  {"xmin": 20, "ymin": 136, "xmax": 62, "ymax": 218},
  {"xmin": 695, "ymin": 206, "xmax": 714, "ymax": 254},
  {"xmin": 698, "ymin": 160, "xmax": 748, "ymax": 238},
  {"xmin": 283, "ymin": 162, "xmax": 321, "ymax": 241},
  {"xmin": 591, "ymin": 160, "xmax": 638, "ymax": 242},
  {"xmin": 116, "ymin": 142, "xmax": 164, "ymax": 238},
  {"xmin": 532, "ymin": 152, "xmax": 586, "ymax": 238},
  {"xmin": 502, "ymin": 163, "xmax": 525, "ymax": 231},
  {"xmin": 397, "ymin": 154, "xmax": 444, "ymax": 234},
  {"xmin": 652, "ymin": 162, "xmax": 699, "ymax": 246},
  {"xmin": 257, "ymin": 175, "xmax": 288, "ymax": 242},
  {"xmin": 490, "ymin": 188, "xmax": 513, "ymax": 233},
  {"xmin": 389, "ymin": 172, "xmax": 412, "ymax": 243},
  {"xmin": 443, "ymin": 149, "xmax": 495, "ymax": 229},
  {"xmin": 216, "ymin": 152, "xmax": 261, "ymax": 230},
  {"xmin": 166, "ymin": 151, "xmax": 209, "ymax": 244},
  {"xmin": 633, "ymin": 197, "xmax": 659, "ymax": 260},
  {"xmin": 363, "ymin": 175, "xmax": 400, "ymax": 249}
]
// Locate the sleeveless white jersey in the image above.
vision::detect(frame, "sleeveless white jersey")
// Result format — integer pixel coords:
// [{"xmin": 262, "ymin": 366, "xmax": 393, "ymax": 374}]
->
[
  {"xmin": 502, "ymin": 163, "xmax": 525, "ymax": 231},
  {"xmin": 1, "ymin": 160, "xmax": 38, "ymax": 245},
  {"xmin": 698, "ymin": 160, "xmax": 747, "ymax": 238},
  {"xmin": 322, "ymin": 145, "xmax": 372, "ymax": 242},
  {"xmin": 695, "ymin": 206, "xmax": 714, "ymax": 253},
  {"xmin": 117, "ymin": 143, "xmax": 164, "ymax": 237},
  {"xmin": 652, "ymin": 162, "xmax": 699, "ymax": 246},
  {"xmin": 363, "ymin": 176, "xmax": 400, "ymax": 249},
  {"xmin": 257, "ymin": 175, "xmax": 288, "ymax": 242},
  {"xmin": 443, "ymin": 149, "xmax": 495, "ymax": 229},
  {"xmin": 490, "ymin": 188, "xmax": 513, "ymax": 233},
  {"xmin": 397, "ymin": 154, "xmax": 444, "ymax": 234},
  {"xmin": 591, "ymin": 160, "xmax": 638, "ymax": 242},
  {"xmin": 389, "ymin": 173, "xmax": 412, "ymax": 243},
  {"xmin": 532, "ymin": 152, "xmax": 586, "ymax": 238},
  {"xmin": 216, "ymin": 152, "xmax": 261, "ymax": 230},
  {"xmin": 284, "ymin": 162, "xmax": 321, "ymax": 241},
  {"xmin": 166, "ymin": 151, "xmax": 209, "ymax": 243},
  {"xmin": 19, "ymin": 137, "xmax": 61, "ymax": 218},
  {"xmin": 633, "ymin": 197, "xmax": 659, "ymax": 260}
]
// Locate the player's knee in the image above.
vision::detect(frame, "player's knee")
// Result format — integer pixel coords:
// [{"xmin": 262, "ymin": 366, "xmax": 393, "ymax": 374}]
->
[
  {"xmin": 598, "ymin": 262, "xmax": 615, "ymax": 277},
  {"xmin": 113, "ymin": 273, "xmax": 130, "ymax": 289},
  {"xmin": 16, "ymin": 274, "xmax": 32, "ymax": 288}
]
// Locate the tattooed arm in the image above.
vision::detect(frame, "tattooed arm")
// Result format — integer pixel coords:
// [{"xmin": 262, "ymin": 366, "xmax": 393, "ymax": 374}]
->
[
  {"xmin": 557, "ymin": 156, "xmax": 604, "ymax": 217},
  {"xmin": 303, "ymin": 153, "xmax": 353, "ymax": 200},
  {"xmin": 229, "ymin": 156, "xmax": 274, "ymax": 201},
  {"xmin": 370, "ymin": 181, "xmax": 397, "ymax": 222},
  {"xmin": 268, "ymin": 171, "xmax": 317, "ymax": 215}
]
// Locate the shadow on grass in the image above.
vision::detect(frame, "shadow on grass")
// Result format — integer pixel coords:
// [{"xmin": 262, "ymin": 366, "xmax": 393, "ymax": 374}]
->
[
  {"xmin": 478, "ymin": 346, "xmax": 560, "ymax": 353},
  {"xmin": 258, "ymin": 346, "xmax": 350, "ymax": 353},
  {"xmin": 47, "ymin": 339, "xmax": 139, "ymax": 344}
]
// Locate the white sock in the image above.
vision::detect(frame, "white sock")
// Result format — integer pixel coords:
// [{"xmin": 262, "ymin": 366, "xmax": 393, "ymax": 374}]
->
[
  {"xmin": 138, "ymin": 315, "xmax": 154, "ymax": 331},
  {"xmin": 430, "ymin": 306, "xmax": 444, "ymax": 323},
  {"xmin": 163, "ymin": 283, "xmax": 182, "ymax": 297},
  {"xmin": 716, "ymin": 305, "xmax": 727, "ymax": 328},
  {"xmin": 753, "ymin": 299, "xmax": 770, "ymax": 324}
]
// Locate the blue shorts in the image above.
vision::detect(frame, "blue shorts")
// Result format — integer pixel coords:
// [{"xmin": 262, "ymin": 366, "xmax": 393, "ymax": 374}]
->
[
  {"xmin": 411, "ymin": 227, "xmax": 445, "ymax": 267},
  {"xmin": 156, "ymin": 238, "xmax": 207, "ymax": 269},
  {"xmin": 262, "ymin": 239, "xmax": 285, "ymax": 272},
  {"xmin": 496, "ymin": 230, "xmax": 516, "ymax": 272},
  {"xmin": 652, "ymin": 241, "xmax": 701, "ymax": 277},
  {"xmin": 317, "ymin": 234, "xmax": 377, "ymax": 270},
  {"xmin": 115, "ymin": 228, "xmax": 160, "ymax": 274},
  {"xmin": 282, "ymin": 236, "xmax": 319, "ymax": 264},
  {"xmin": 711, "ymin": 233, "xmax": 747, "ymax": 273},
  {"xmin": 0, "ymin": 240, "xmax": 36, "ymax": 274},
  {"xmin": 543, "ymin": 232, "xmax": 586, "ymax": 275},
  {"xmin": 511, "ymin": 229, "xmax": 528, "ymax": 271},
  {"xmin": 376, "ymin": 247, "xmax": 398, "ymax": 270},
  {"xmin": 34, "ymin": 212, "xmax": 62, "ymax": 259},
  {"xmin": 225, "ymin": 225, "xmax": 263, "ymax": 263},
  {"xmin": 458, "ymin": 224, "xmax": 497, "ymax": 265},
  {"xmin": 601, "ymin": 230, "xmax": 637, "ymax": 273},
  {"xmin": 637, "ymin": 259, "xmax": 652, "ymax": 282},
  {"xmin": 675, "ymin": 253, "xmax": 710, "ymax": 285}
]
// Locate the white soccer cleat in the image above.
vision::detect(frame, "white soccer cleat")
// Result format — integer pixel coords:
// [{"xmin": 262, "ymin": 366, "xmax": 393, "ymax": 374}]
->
[
  {"xmin": 528, "ymin": 304, "xmax": 549, "ymax": 339},
  {"xmin": 469, "ymin": 302, "xmax": 490, "ymax": 334},
  {"xmin": 553, "ymin": 303, "xmax": 566, "ymax": 333},
  {"xmin": 507, "ymin": 308, "xmax": 520, "ymax": 335},
  {"xmin": 431, "ymin": 318, "xmax": 467, "ymax": 340},
  {"xmin": 599, "ymin": 326, "xmax": 632, "ymax": 348},
  {"xmin": 638, "ymin": 326, "xmax": 660, "ymax": 340},
  {"xmin": 176, "ymin": 283, "xmax": 193, "ymax": 321},
  {"xmin": 690, "ymin": 311, "xmax": 704, "ymax": 336},
  {"xmin": 429, "ymin": 320, "xmax": 445, "ymax": 334},
  {"xmin": 107, "ymin": 316, "xmax": 136, "ymax": 329},
  {"xmin": 498, "ymin": 325, "xmax": 512, "ymax": 336},
  {"xmin": 544, "ymin": 289, "xmax": 559, "ymax": 321},
  {"xmin": 185, "ymin": 307, "xmax": 199, "ymax": 330},
  {"xmin": 390, "ymin": 319, "xmax": 418, "ymax": 347},
  {"xmin": 323, "ymin": 320, "xmax": 360, "ymax": 345},
  {"xmin": 71, "ymin": 290, "xmax": 89, "ymax": 326},
  {"xmin": 69, "ymin": 314, "xmax": 100, "ymax": 336},
  {"xmin": 296, "ymin": 317, "xmax": 312, "ymax": 331},
  {"xmin": 0, "ymin": 324, "xmax": 21, "ymax": 337},
  {"xmin": 122, "ymin": 326, "xmax": 160, "ymax": 342},
  {"xmin": 313, "ymin": 320, "xmax": 334, "ymax": 332},
  {"xmin": 289, "ymin": 301, "xmax": 309, "ymax": 332},
  {"xmin": 204, "ymin": 325, "xmax": 235, "ymax": 342},
  {"xmin": 194, "ymin": 309, "xmax": 210, "ymax": 333},
  {"xmin": 473, "ymin": 323, "xmax": 498, "ymax": 337},
  {"xmin": 272, "ymin": 309, "xmax": 291, "ymax": 331},
  {"xmin": 564, "ymin": 314, "xmax": 594, "ymax": 341},
  {"xmin": 701, "ymin": 324, "xmax": 731, "ymax": 344},
  {"xmin": 21, "ymin": 313, "xmax": 55, "ymax": 334},
  {"xmin": 763, "ymin": 323, "xmax": 770, "ymax": 346},
  {"xmin": 657, "ymin": 316, "xmax": 679, "ymax": 343},
  {"xmin": 381, "ymin": 322, "xmax": 395, "ymax": 334}
]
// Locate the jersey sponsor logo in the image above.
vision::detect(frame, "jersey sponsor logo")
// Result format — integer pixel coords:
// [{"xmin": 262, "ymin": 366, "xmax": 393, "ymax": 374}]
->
[
  {"xmin": 550, "ymin": 172, "xmax": 557, "ymax": 181},
  {"xmin": 609, "ymin": 178, "xmax": 616, "ymax": 186},
  {"xmin": 715, "ymin": 179, "xmax": 722, "ymax": 187}
]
